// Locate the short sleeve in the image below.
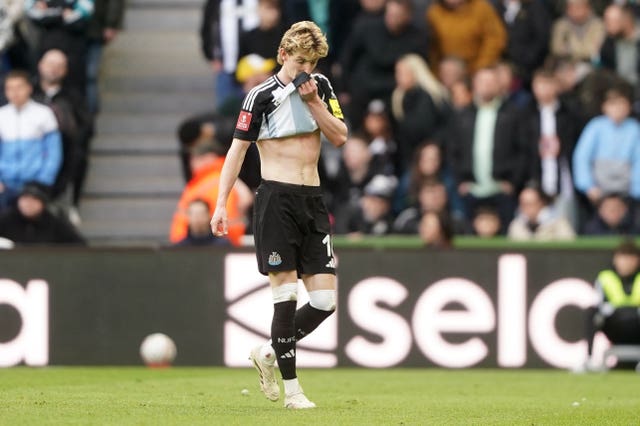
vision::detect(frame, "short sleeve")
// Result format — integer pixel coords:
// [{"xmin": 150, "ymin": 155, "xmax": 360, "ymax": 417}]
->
[
  {"xmin": 233, "ymin": 88, "xmax": 267, "ymax": 141},
  {"xmin": 314, "ymin": 74, "xmax": 345, "ymax": 121}
]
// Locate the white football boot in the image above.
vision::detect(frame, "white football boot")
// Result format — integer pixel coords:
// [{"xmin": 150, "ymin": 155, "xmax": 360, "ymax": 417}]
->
[
  {"xmin": 249, "ymin": 345, "xmax": 280, "ymax": 401},
  {"xmin": 284, "ymin": 391, "xmax": 316, "ymax": 409}
]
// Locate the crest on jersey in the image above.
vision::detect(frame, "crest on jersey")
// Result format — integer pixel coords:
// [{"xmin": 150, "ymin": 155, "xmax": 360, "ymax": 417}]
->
[{"xmin": 236, "ymin": 111, "xmax": 252, "ymax": 131}]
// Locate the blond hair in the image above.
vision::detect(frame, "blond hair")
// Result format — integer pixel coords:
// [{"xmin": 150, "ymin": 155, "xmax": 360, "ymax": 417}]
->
[
  {"xmin": 277, "ymin": 21, "xmax": 328, "ymax": 65},
  {"xmin": 391, "ymin": 54, "xmax": 449, "ymax": 120}
]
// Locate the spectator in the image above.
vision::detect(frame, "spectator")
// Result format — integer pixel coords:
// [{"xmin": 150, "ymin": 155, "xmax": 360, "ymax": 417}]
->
[
  {"xmin": 447, "ymin": 66, "xmax": 525, "ymax": 230},
  {"xmin": 395, "ymin": 141, "xmax": 464, "ymax": 218},
  {"xmin": 493, "ymin": 0, "xmax": 551, "ymax": 85},
  {"xmin": 427, "ymin": 0, "xmax": 507, "ymax": 74},
  {"xmin": 325, "ymin": 133, "xmax": 386, "ymax": 215},
  {"xmin": 581, "ymin": 240, "xmax": 640, "ymax": 371},
  {"xmin": 599, "ymin": 4, "xmax": 640, "ymax": 87},
  {"xmin": 0, "ymin": 0, "xmax": 24, "ymax": 104},
  {"xmin": 0, "ymin": 181, "xmax": 85, "ymax": 244},
  {"xmin": 177, "ymin": 116, "xmax": 219, "ymax": 182},
  {"xmin": 280, "ymin": 0, "xmax": 360, "ymax": 73},
  {"xmin": 173, "ymin": 199, "xmax": 231, "ymax": 247},
  {"xmin": 169, "ymin": 140, "xmax": 252, "ymax": 246},
  {"xmin": 32, "ymin": 49, "xmax": 92, "ymax": 211},
  {"xmin": 572, "ymin": 82, "xmax": 640, "ymax": 206},
  {"xmin": 86, "ymin": 0, "xmax": 125, "ymax": 114},
  {"xmin": 200, "ymin": 0, "xmax": 260, "ymax": 108},
  {"xmin": 0, "ymin": 70, "xmax": 62, "ymax": 209},
  {"xmin": 391, "ymin": 54, "xmax": 450, "ymax": 173},
  {"xmin": 176, "ymin": 54, "xmax": 275, "ymax": 188},
  {"xmin": 438, "ymin": 56, "xmax": 468, "ymax": 93},
  {"xmin": 334, "ymin": 174, "xmax": 398, "ymax": 237},
  {"xmin": 339, "ymin": 0, "xmax": 429, "ymax": 129},
  {"xmin": 507, "ymin": 183, "xmax": 576, "ymax": 240},
  {"xmin": 238, "ymin": 0, "xmax": 287, "ymax": 63},
  {"xmin": 362, "ymin": 99, "xmax": 397, "ymax": 176},
  {"xmin": 550, "ymin": 0, "xmax": 605, "ymax": 64},
  {"xmin": 520, "ymin": 68, "xmax": 581, "ymax": 226},
  {"xmin": 549, "ymin": 54, "xmax": 619, "ymax": 125},
  {"xmin": 584, "ymin": 194, "xmax": 637, "ymax": 235},
  {"xmin": 495, "ymin": 60, "xmax": 531, "ymax": 109},
  {"xmin": 450, "ymin": 77, "xmax": 473, "ymax": 110},
  {"xmin": 471, "ymin": 205, "xmax": 502, "ymax": 237},
  {"xmin": 26, "ymin": 0, "xmax": 94, "ymax": 96},
  {"xmin": 394, "ymin": 177, "xmax": 468, "ymax": 234},
  {"xmin": 418, "ymin": 210, "xmax": 453, "ymax": 248}
]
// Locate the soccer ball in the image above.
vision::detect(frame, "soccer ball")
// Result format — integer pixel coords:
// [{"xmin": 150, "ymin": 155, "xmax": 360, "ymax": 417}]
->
[{"xmin": 139, "ymin": 333, "xmax": 177, "ymax": 367}]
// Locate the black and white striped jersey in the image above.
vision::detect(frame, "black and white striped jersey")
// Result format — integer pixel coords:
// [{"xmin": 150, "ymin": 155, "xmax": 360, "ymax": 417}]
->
[{"xmin": 233, "ymin": 73, "xmax": 344, "ymax": 142}]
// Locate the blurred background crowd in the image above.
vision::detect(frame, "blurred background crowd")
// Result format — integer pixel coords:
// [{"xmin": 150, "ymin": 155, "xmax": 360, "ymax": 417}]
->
[
  {"xmin": 3, "ymin": 0, "xmax": 640, "ymax": 247},
  {"xmin": 0, "ymin": 0, "xmax": 123, "ymax": 245}
]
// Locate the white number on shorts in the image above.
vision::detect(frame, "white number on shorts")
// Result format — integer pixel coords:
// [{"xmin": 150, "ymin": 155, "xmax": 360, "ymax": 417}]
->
[{"xmin": 322, "ymin": 234, "xmax": 333, "ymax": 258}]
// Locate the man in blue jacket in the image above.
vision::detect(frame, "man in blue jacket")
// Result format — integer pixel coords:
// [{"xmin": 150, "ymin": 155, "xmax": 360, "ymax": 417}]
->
[{"xmin": 0, "ymin": 70, "xmax": 62, "ymax": 209}]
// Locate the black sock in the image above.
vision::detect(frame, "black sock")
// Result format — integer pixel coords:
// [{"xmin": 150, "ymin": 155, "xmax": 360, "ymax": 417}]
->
[
  {"xmin": 271, "ymin": 300, "xmax": 297, "ymax": 380},
  {"xmin": 295, "ymin": 302, "xmax": 335, "ymax": 341}
]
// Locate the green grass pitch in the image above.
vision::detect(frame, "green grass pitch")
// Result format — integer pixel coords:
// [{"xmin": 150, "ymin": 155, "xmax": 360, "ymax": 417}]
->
[{"xmin": 0, "ymin": 367, "xmax": 638, "ymax": 425}]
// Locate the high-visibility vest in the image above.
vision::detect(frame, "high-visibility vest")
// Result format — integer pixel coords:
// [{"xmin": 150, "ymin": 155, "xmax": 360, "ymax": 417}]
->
[{"xmin": 597, "ymin": 270, "xmax": 640, "ymax": 307}]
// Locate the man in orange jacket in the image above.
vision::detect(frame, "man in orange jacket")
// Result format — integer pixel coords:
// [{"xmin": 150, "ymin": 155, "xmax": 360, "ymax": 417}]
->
[{"xmin": 170, "ymin": 141, "xmax": 252, "ymax": 246}]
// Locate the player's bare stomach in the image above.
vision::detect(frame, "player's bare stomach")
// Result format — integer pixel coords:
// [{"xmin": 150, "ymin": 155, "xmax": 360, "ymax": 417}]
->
[{"xmin": 257, "ymin": 131, "xmax": 322, "ymax": 186}]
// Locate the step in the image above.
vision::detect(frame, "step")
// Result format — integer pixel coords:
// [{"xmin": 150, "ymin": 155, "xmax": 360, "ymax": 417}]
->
[
  {"xmin": 124, "ymin": 7, "xmax": 202, "ymax": 31},
  {"xmin": 86, "ymin": 154, "xmax": 182, "ymax": 179},
  {"xmin": 96, "ymin": 112, "xmax": 186, "ymax": 135},
  {"xmin": 80, "ymin": 218, "xmax": 173, "ymax": 242},
  {"xmin": 84, "ymin": 174, "xmax": 183, "ymax": 196},
  {"xmin": 79, "ymin": 196, "xmax": 177, "ymax": 223},
  {"xmin": 100, "ymin": 91, "xmax": 213, "ymax": 114},
  {"xmin": 100, "ymin": 74, "xmax": 213, "ymax": 93},
  {"xmin": 128, "ymin": 0, "xmax": 203, "ymax": 8},
  {"xmin": 92, "ymin": 133, "xmax": 179, "ymax": 154}
]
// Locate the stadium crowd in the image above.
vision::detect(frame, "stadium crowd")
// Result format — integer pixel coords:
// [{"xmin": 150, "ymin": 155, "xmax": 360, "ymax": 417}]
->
[
  {"xmin": 3, "ymin": 0, "xmax": 640, "ymax": 247},
  {"xmin": 179, "ymin": 0, "xmax": 640, "ymax": 247},
  {"xmin": 0, "ymin": 0, "xmax": 124, "ymax": 245}
]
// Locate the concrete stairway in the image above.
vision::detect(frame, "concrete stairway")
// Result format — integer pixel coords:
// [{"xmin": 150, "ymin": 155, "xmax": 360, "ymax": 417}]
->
[{"xmin": 79, "ymin": 0, "xmax": 213, "ymax": 245}]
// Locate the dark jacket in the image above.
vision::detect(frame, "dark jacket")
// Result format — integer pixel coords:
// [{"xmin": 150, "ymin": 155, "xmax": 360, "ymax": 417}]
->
[
  {"xmin": 518, "ymin": 99, "xmax": 581, "ymax": 189},
  {"xmin": 282, "ymin": 0, "xmax": 361, "ymax": 66},
  {"xmin": 238, "ymin": 23, "xmax": 287, "ymax": 63},
  {"xmin": 493, "ymin": 0, "xmax": 551, "ymax": 80},
  {"xmin": 173, "ymin": 231, "xmax": 231, "ymax": 247},
  {"xmin": 447, "ymin": 101, "xmax": 526, "ymax": 189},
  {"xmin": 0, "ymin": 207, "xmax": 86, "ymax": 245},
  {"xmin": 340, "ymin": 15, "xmax": 429, "ymax": 98},
  {"xmin": 394, "ymin": 87, "xmax": 451, "ymax": 171},
  {"xmin": 87, "ymin": 0, "xmax": 125, "ymax": 41},
  {"xmin": 584, "ymin": 211, "xmax": 638, "ymax": 236},
  {"xmin": 33, "ymin": 84, "xmax": 93, "ymax": 197},
  {"xmin": 599, "ymin": 35, "xmax": 640, "ymax": 81}
]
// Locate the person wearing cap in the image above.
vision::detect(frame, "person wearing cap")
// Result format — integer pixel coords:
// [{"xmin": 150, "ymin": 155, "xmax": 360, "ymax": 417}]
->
[
  {"xmin": 210, "ymin": 21, "xmax": 347, "ymax": 409},
  {"xmin": 0, "ymin": 181, "xmax": 85, "ymax": 245},
  {"xmin": 334, "ymin": 174, "xmax": 398, "ymax": 237},
  {"xmin": 580, "ymin": 240, "xmax": 640, "ymax": 371},
  {"xmin": 169, "ymin": 140, "xmax": 252, "ymax": 246}
]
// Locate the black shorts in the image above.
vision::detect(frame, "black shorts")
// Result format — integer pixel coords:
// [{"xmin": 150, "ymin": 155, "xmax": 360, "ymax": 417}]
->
[{"xmin": 253, "ymin": 180, "xmax": 337, "ymax": 276}]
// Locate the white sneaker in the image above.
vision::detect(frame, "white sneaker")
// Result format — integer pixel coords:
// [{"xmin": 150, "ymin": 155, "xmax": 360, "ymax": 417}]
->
[
  {"xmin": 284, "ymin": 392, "xmax": 316, "ymax": 409},
  {"xmin": 249, "ymin": 345, "xmax": 279, "ymax": 401}
]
